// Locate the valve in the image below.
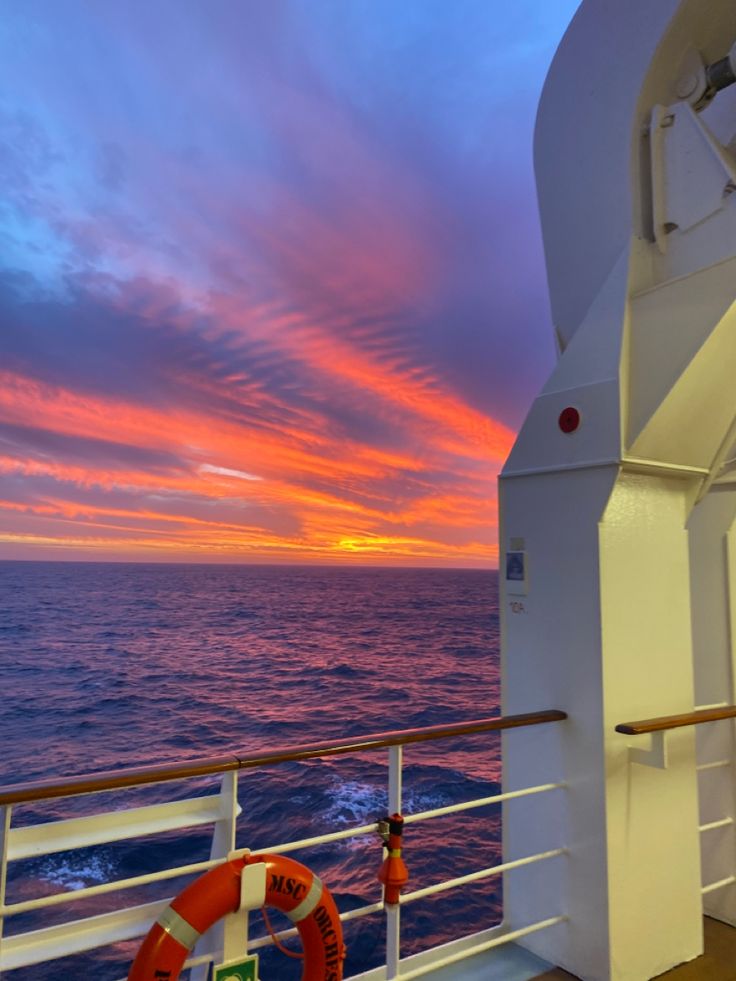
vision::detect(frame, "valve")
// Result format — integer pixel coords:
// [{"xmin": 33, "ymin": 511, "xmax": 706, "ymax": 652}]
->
[{"xmin": 377, "ymin": 813, "xmax": 408, "ymax": 905}]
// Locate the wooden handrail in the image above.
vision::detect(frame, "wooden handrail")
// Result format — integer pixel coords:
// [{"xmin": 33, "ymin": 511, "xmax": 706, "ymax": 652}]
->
[
  {"xmin": 616, "ymin": 705, "xmax": 736, "ymax": 736},
  {"xmin": 0, "ymin": 709, "xmax": 567, "ymax": 806}
]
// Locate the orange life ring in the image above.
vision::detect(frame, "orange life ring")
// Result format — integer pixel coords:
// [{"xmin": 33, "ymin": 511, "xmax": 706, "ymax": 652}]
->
[{"xmin": 127, "ymin": 852, "xmax": 344, "ymax": 981}]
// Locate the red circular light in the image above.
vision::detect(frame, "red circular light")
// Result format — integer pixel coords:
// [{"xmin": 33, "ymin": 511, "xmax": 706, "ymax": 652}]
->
[{"xmin": 558, "ymin": 406, "xmax": 581, "ymax": 434}]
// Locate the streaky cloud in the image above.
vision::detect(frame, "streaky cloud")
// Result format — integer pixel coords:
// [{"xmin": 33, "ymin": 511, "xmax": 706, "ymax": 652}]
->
[{"xmin": 0, "ymin": 0, "xmax": 580, "ymax": 565}]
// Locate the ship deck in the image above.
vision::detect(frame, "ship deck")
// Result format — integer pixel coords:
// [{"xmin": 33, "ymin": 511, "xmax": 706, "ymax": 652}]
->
[
  {"xmin": 531, "ymin": 918, "xmax": 736, "ymax": 981},
  {"xmin": 414, "ymin": 917, "xmax": 736, "ymax": 981}
]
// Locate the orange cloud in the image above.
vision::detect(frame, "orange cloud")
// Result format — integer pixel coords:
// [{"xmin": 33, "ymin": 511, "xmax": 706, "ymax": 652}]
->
[{"xmin": 0, "ymin": 302, "xmax": 510, "ymax": 565}]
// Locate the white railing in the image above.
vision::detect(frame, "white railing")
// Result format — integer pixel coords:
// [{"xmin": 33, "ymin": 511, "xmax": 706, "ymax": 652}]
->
[
  {"xmin": 619, "ymin": 703, "xmax": 736, "ymax": 902},
  {"xmin": 0, "ymin": 711, "xmax": 567, "ymax": 980}
]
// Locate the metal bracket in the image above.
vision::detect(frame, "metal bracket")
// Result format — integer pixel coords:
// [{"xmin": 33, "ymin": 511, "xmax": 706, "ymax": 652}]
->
[
  {"xmin": 650, "ymin": 98, "xmax": 736, "ymax": 254},
  {"xmin": 224, "ymin": 848, "xmax": 268, "ymax": 912},
  {"xmin": 377, "ymin": 818, "xmax": 390, "ymax": 847},
  {"xmin": 213, "ymin": 849, "xmax": 268, "ymax": 965},
  {"xmin": 628, "ymin": 731, "xmax": 669, "ymax": 769}
]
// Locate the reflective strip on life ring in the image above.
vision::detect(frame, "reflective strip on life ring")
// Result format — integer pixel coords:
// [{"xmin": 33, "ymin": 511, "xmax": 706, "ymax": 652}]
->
[{"xmin": 127, "ymin": 853, "xmax": 344, "ymax": 981}]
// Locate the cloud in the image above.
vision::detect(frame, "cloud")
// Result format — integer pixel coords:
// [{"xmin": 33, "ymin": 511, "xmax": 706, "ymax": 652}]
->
[
  {"xmin": 0, "ymin": 0, "xmax": 579, "ymax": 565},
  {"xmin": 0, "ymin": 421, "xmax": 185, "ymax": 473},
  {"xmin": 198, "ymin": 464, "xmax": 262, "ymax": 481}
]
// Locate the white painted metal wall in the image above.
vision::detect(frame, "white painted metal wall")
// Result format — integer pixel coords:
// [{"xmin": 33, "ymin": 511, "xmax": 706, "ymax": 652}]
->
[
  {"xmin": 501, "ymin": 0, "xmax": 736, "ymax": 977},
  {"xmin": 689, "ymin": 493, "xmax": 736, "ymax": 924}
]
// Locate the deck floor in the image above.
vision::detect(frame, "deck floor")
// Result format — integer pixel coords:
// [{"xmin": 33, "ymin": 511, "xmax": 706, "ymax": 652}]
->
[{"xmin": 534, "ymin": 917, "xmax": 736, "ymax": 980}]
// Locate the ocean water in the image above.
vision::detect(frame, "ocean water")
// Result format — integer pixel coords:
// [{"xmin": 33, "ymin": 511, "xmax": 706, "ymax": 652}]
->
[{"xmin": 0, "ymin": 562, "xmax": 503, "ymax": 979}]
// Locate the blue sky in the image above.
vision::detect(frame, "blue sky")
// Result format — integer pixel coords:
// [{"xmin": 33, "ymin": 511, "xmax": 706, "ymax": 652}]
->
[{"xmin": 0, "ymin": 0, "xmax": 579, "ymax": 565}]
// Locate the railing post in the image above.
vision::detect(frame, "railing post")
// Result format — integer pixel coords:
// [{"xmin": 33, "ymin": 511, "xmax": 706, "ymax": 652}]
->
[
  {"xmin": 388, "ymin": 745, "xmax": 403, "ymax": 815},
  {"xmin": 0, "ymin": 805, "xmax": 10, "ymax": 968},
  {"xmin": 385, "ymin": 745, "xmax": 403, "ymax": 979},
  {"xmin": 190, "ymin": 772, "xmax": 241, "ymax": 980}
]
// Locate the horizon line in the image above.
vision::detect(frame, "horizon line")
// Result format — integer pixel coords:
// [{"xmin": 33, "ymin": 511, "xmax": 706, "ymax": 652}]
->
[{"xmin": 0, "ymin": 556, "xmax": 499, "ymax": 571}]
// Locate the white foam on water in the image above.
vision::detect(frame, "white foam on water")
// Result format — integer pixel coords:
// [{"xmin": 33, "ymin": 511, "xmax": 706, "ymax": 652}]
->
[
  {"xmin": 41, "ymin": 852, "xmax": 116, "ymax": 891},
  {"xmin": 325, "ymin": 777, "xmax": 454, "ymax": 827},
  {"xmin": 327, "ymin": 779, "xmax": 387, "ymax": 826}
]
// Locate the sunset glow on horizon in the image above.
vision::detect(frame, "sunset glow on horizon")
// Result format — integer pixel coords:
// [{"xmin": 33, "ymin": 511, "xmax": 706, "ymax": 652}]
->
[{"xmin": 0, "ymin": 0, "xmax": 579, "ymax": 567}]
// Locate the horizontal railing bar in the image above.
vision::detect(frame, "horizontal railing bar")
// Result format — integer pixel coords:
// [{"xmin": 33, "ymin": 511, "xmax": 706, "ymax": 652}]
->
[
  {"xmin": 702, "ymin": 875, "xmax": 736, "ymax": 895},
  {"xmin": 1, "ymin": 858, "xmax": 218, "ymax": 917},
  {"xmin": 395, "ymin": 916, "xmax": 567, "ymax": 981},
  {"xmin": 241, "ymin": 928, "xmax": 299, "ymax": 952},
  {"xmin": 400, "ymin": 848, "xmax": 565, "ymax": 904},
  {"xmin": 694, "ymin": 702, "xmax": 729, "ymax": 711},
  {"xmin": 261, "ymin": 821, "xmax": 379, "ymax": 855},
  {"xmin": 0, "ymin": 710, "xmax": 567, "ymax": 806},
  {"xmin": 260, "ymin": 783, "xmax": 566, "ymax": 854},
  {"xmin": 241, "ymin": 900, "xmax": 386, "ymax": 951},
  {"xmin": 402, "ymin": 782, "xmax": 565, "ymax": 825},
  {"xmin": 697, "ymin": 759, "xmax": 731, "ymax": 771},
  {"xmin": 616, "ymin": 705, "xmax": 736, "ymax": 735},
  {"xmin": 7, "ymin": 795, "xmax": 225, "ymax": 861},
  {"xmin": 699, "ymin": 817, "xmax": 734, "ymax": 833},
  {"xmin": 340, "ymin": 901, "xmax": 385, "ymax": 923},
  {"xmin": 0, "ymin": 757, "xmax": 241, "ymax": 808},
  {"xmin": 0, "ymin": 898, "xmax": 169, "ymax": 971}
]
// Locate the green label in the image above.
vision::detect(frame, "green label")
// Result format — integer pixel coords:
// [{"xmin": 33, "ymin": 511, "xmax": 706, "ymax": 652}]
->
[{"xmin": 213, "ymin": 953, "xmax": 258, "ymax": 981}]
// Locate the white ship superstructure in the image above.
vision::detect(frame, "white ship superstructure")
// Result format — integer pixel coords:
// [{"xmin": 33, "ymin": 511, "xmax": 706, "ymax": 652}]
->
[
  {"xmin": 4, "ymin": 0, "xmax": 736, "ymax": 978},
  {"xmin": 502, "ymin": 0, "xmax": 736, "ymax": 976}
]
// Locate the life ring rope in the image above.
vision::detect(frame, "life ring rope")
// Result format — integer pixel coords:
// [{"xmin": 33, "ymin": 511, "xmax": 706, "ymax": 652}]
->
[{"xmin": 262, "ymin": 905, "xmax": 305, "ymax": 960}]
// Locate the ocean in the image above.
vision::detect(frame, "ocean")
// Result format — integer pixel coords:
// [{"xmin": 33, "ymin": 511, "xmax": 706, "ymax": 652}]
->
[{"xmin": 0, "ymin": 561, "xmax": 501, "ymax": 979}]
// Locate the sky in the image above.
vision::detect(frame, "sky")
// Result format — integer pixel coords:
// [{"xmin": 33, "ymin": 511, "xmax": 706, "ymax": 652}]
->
[{"xmin": 0, "ymin": 0, "xmax": 579, "ymax": 567}]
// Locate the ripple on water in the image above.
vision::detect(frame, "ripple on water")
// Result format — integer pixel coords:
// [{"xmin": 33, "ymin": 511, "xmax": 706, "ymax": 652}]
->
[{"xmin": 0, "ymin": 562, "xmax": 501, "ymax": 980}]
